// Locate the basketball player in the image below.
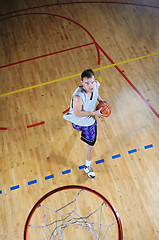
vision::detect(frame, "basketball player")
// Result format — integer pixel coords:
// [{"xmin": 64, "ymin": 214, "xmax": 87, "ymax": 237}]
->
[{"xmin": 63, "ymin": 69, "xmax": 106, "ymax": 178}]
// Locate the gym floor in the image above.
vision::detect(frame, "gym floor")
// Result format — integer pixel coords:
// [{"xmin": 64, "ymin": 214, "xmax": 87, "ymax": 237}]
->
[{"xmin": 0, "ymin": 1, "xmax": 159, "ymax": 239}]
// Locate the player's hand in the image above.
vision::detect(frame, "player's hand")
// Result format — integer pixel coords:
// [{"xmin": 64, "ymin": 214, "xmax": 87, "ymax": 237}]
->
[{"xmin": 94, "ymin": 108, "xmax": 107, "ymax": 118}]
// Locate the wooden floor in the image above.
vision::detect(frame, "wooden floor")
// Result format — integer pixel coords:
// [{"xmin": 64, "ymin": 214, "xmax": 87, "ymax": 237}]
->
[{"xmin": 0, "ymin": 0, "xmax": 159, "ymax": 239}]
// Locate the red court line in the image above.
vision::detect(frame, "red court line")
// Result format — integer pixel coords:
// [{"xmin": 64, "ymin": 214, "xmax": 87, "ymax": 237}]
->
[
  {"xmin": 0, "ymin": 43, "xmax": 94, "ymax": 69},
  {"xmin": 0, "ymin": 12, "xmax": 100, "ymax": 68},
  {"xmin": 0, "ymin": 2, "xmax": 159, "ymax": 18},
  {"xmin": 27, "ymin": 121, "xmax": 45, "ymax": 128},
  {"xmin": 0, "ymin": 127, "xmax": 8, "ymax": 130},
  {"xmin": 96, "ymin": 43, "xmax": 159, "ymax": 119},
  {"xmin": 0, "ymin": 9, "xmax": 158, "ymax": 119},
  {"xmin": 62, "ymin": 108, "xmax": 70, "ymax": 114}
]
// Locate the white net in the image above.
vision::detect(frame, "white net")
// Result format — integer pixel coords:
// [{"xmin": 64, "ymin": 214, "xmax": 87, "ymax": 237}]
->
[{"xmin": 26, "ymin": 188, "xmax": 119, "ymax": 239}]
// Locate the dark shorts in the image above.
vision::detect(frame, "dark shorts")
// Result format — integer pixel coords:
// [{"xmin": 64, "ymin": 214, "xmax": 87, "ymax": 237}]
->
[{"xmin": 72, "ymin": 120, "xmax": 97, "ymax": 146}]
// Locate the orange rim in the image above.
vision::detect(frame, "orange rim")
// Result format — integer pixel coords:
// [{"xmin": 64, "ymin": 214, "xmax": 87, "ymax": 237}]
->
[{"xmin": 24, "ymin": 185, "xmax": 123, "ymax": 240}]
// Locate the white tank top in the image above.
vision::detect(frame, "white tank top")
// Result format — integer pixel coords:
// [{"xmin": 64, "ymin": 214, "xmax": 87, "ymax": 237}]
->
[{"xmin": 63, "ymin": 82, "xmax": 99, "ymax": 126}]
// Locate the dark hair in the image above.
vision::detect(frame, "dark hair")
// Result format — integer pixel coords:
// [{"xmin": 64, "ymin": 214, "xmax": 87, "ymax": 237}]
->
[{"xmin": 81, "ymin": 69, "xmax": 95, "ymax": 81}]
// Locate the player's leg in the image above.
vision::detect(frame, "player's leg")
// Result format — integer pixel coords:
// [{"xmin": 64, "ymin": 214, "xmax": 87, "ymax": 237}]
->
[
  {"xmin": 84, "ymin": 143, "xmax": 95, "ymax": 178},
  {"xmin": 81, "ymin": 121, "xmax": 97, "ymax": 179},
  {"xmin": 72, "ymin": 121, "xmax": 97, "ymax": 179},
  {"xmin": 85, "ymin": 142, "xmax": 93, "ymax": 161}
]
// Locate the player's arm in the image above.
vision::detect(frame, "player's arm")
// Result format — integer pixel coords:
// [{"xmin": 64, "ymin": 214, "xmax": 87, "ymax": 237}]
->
[
  {"xmin": 97, "ymin": 94, "xmax": 107, "ymax": 103},
  {"xmin": 95, "ymin": 80, "xmax": 105, "ymax": 102},
  {"xmin": 73, "ymin": 95, "xmax": 105, "ymax": 118}
]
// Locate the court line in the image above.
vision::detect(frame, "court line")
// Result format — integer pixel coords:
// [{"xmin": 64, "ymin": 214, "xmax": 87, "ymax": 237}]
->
[
  {"xmin": 112, "ymin": 154, "xmax": 121, "ymax": 159},
  {"xmin": 0, "ymin": 1, "xmax": 159, "ymax": 18},
  {"xmin": 0, "ymin": 12, "xmax": 158, "ymax": 119},
  {"xmin": 95, "ymin": 44, "xmax": 159, "ymax": 119},
  {"xmin": 45, "ymin": 174, "xmax": 54, "ymax": 180},
  {"xmin": 0, "ymin": 3, "xmax": 158, "ymax": 195},
  {"xmin": 79, "ymin": 165, "xmax": 85, "ymax": 170},
  {"xmin": 128, "ymin": 149, "xmax": 137, "ymax": 154},
  {"xmin": 0, "ymin": 42, "xmax": 94, "ymax": 69},
  {"xmin": 0, "ymin": 127, "xmax": 8, "ymax": 130},
  {"xmin": 27, "ymin": 121, "xmax": 45, "ymax": 128},
  {"xmin": 0, "ymin": 144, "xmax": 154, "ymax": 194},
  {"xmin": 0, "ymin": 12, "xmax": 100, "ymax": 66},
  {"xmin": 62, "ymin": 108, "xmax": 70, "ymax": 114},
  {"xmin": 95, "ymin": 159, "xmax": 104, "ymax": 164},
  {"xmin": 62, "ymin": 169, "xmax": 71, "ymax": 175},
  {"xmin": 144, "ymin": 144, "xmax": 153, "ymax": 149},
  {"xmin": 98, "ymin": 76, "xmax": 103, "ymax": 83},
  {"xmin": 93, "ymin": 51, "xmax": 159, "ymax": 72},
  {"xmin": 28, "ymin": 180, "xmax": 37, "ymax": 185},
  {"xmin": 10, "ymin": 185, "xmax": 20, "ymax": 191},
  {"xmin": 0, "ymin": 51, "xmax": 159, "ymax": 99}
]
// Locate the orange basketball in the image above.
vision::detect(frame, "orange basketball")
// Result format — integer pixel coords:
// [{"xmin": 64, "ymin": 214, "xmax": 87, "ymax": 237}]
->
[{"xmin": 96, "ymin": 102, "xmax": 111, "ymax": 117}]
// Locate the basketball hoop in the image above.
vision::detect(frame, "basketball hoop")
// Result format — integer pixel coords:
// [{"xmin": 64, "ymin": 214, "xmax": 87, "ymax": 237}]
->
[{"xmin": 24, "ymin": 185, "xmax": 123, "ymax": 239}]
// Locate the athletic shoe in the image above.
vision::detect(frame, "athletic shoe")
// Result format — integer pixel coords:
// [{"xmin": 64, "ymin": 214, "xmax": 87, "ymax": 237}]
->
[{"xmin": 84, "ymin": 165, "xmax": 95, "ymax": 179}]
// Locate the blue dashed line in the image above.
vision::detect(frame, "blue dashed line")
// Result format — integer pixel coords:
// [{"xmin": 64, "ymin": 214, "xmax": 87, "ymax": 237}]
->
[
  {"xmin": 28, "ymin": 180, "xmax": 37, "ymax": 185},
  {"xmin": 128, "ymin": 149, "xmax": 137, "ymax": 154},
  {"xmin": 79, "ymin": 165, "xmax": 85, "ymax": 169},
  {"xmin": 10, "ymin": 185, "xmax": 20, "ymax": 191},
  {"xmin": 45, "ymin": 174, "xmax": 54, "ymax": 180},
  {"xmin": 112, "ymin": 154, "xmax": 121, "ymax": 159},
  {"xmin": 95, "ymin": 159, "xmax": 104, "ymax": 164},
  {"xmin": 1, "ymin": 143, "xmax": 155, "ymax": 195},
  {"xmin": 144, "ymin": 144, "xmax": 153, "ymax": 149},
  {"xmin": 62, "ymin": 169, "xmax": 71, "ymax": 175}
]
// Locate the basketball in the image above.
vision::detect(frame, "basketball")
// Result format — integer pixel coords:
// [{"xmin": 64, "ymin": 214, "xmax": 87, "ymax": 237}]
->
[{"xmin": 96, "ymin": 102, "xmax": 111, "ymax": 117}]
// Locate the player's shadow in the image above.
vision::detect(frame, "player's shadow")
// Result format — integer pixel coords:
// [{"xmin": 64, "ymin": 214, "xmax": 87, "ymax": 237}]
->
[{"xmin": 49, "ymin": 129, "xmax": 88, "ymax": 184}]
